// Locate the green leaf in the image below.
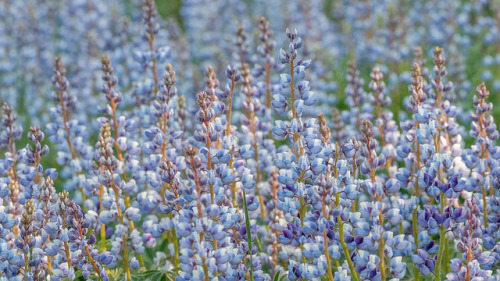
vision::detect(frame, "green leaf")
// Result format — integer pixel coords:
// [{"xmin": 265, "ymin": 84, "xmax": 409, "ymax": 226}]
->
[
  {"xmin": 272, "ymin": 270, "xmax": 288, "ymax": 281},
  {"xmin": 62, "ymin": 270, "xmax": 84, "ymax": 281},
  {"xmin": 254, "ymin": 234, "xmax": 265, "ymax": 253},
  {"xmin": 273, "ymin": 270, "xmax": 281, "ymax": 281},
  {"xmin": 242, "ymin": 189, "xmax": 254, "ymax": 281}
]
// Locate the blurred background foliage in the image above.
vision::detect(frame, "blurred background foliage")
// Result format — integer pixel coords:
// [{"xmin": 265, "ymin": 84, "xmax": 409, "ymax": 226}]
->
[
  {"xmin": 155, "ymin": 0, "xmax": 183, "ymax": 27},
  {"xmin": 153, "ymin": 0, "xmax": 500, "ymax": 122}
]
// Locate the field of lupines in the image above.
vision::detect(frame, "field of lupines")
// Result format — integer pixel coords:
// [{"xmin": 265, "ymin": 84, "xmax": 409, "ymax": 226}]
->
[{"xmin": 1, "ymin": 0, "xmax": 500, "ymax": 280}]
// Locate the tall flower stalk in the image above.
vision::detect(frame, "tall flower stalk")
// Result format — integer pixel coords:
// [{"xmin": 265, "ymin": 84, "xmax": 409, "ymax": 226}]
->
[
  {"xmin": 224, "ymin": 65, "xmax": 240, "ymax": 206},
  {"xmin": 409, "ymin": 62, "xmax": 425, "ymax": 281},
  {"xmin": 360, "ymin": 119, "xmax": 386, "ymax": 280},
  {"xmin": 49, "ymin": 58, "xmax": 86, "ymax": 206},
  {"xmin": 471, "ymin": 83, "xmax": 495, "ymax": 228},
  {"xmin": 100, "ymin": 55, "xmax": 144, "ymax": 268},
  {"xmin": 143, "ymin": 0, "xmax": 160, "ymax": 93},
  {"xmin": 97, "ymin": 122, "xmax": 131, "ymax": 280},
  {"xmin": 430, "ymin": 46, "xmax": 452, "ymax": 279}
]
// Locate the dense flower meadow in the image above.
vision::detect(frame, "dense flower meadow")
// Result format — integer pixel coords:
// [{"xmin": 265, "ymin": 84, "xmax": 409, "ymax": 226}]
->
[{"xmin": 1, "ymin": 0, "xmax": 500, "ymax": 280}]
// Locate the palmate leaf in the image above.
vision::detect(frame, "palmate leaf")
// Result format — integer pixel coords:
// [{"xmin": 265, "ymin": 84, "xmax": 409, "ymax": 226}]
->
[
  {"xmin": 132, "ymin": 268, "xmax": 181, "ymax": 281},
  {"xmin": 108, "ymin": 267, "xmax": 125, "ymax": 281}
]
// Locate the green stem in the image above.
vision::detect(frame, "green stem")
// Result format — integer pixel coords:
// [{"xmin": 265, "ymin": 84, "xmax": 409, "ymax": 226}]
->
[
  {"xmin": 172, "ymin": 228, "xmax": 179, "ymax": 268},
  {"xmin": 436, "ymin": 226, "xmax": 445, "ymax": 281},
  {"xmin": 482, "ymin": 186, "xmax": 488, "ymax": 229},
  {"xmin": 436, "ymin": 195, "xmax": 446, "ymax": 281},
  {"xmin": 412, "ymin": 206, "xmax": 420, "ymax": 281},
  {"xmin": 242, "ymin": 189, "xmax": 254, "ymax": 281},
  {"xmin": 413, "ymin": 158, "xmax": 420, "ymax": 281},
  {"xmin": 338, "ymin": 215, "xmax": 359, "ymax": 281},
  {"xmin": 299, "ymin": 196, "xmax": 306, "ymax": 264},
  {"xmin": 336, "ymin": 192, "xmax": 359, "ymax": 281},
  {"xmin": 444, "ymin": 238, "xmax": 450, "ymax": 272}
]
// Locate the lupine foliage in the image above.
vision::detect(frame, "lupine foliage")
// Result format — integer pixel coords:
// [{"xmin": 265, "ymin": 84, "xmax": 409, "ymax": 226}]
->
[{"xmin": 1, "ymin": 0, "xmax": 500, "ymax": 280}]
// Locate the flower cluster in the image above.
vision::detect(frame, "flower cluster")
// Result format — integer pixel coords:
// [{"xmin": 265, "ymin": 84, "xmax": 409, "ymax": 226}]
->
[{"xmin": 1, "ymin": 0, "xmax": 500, "ymax": 281}]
